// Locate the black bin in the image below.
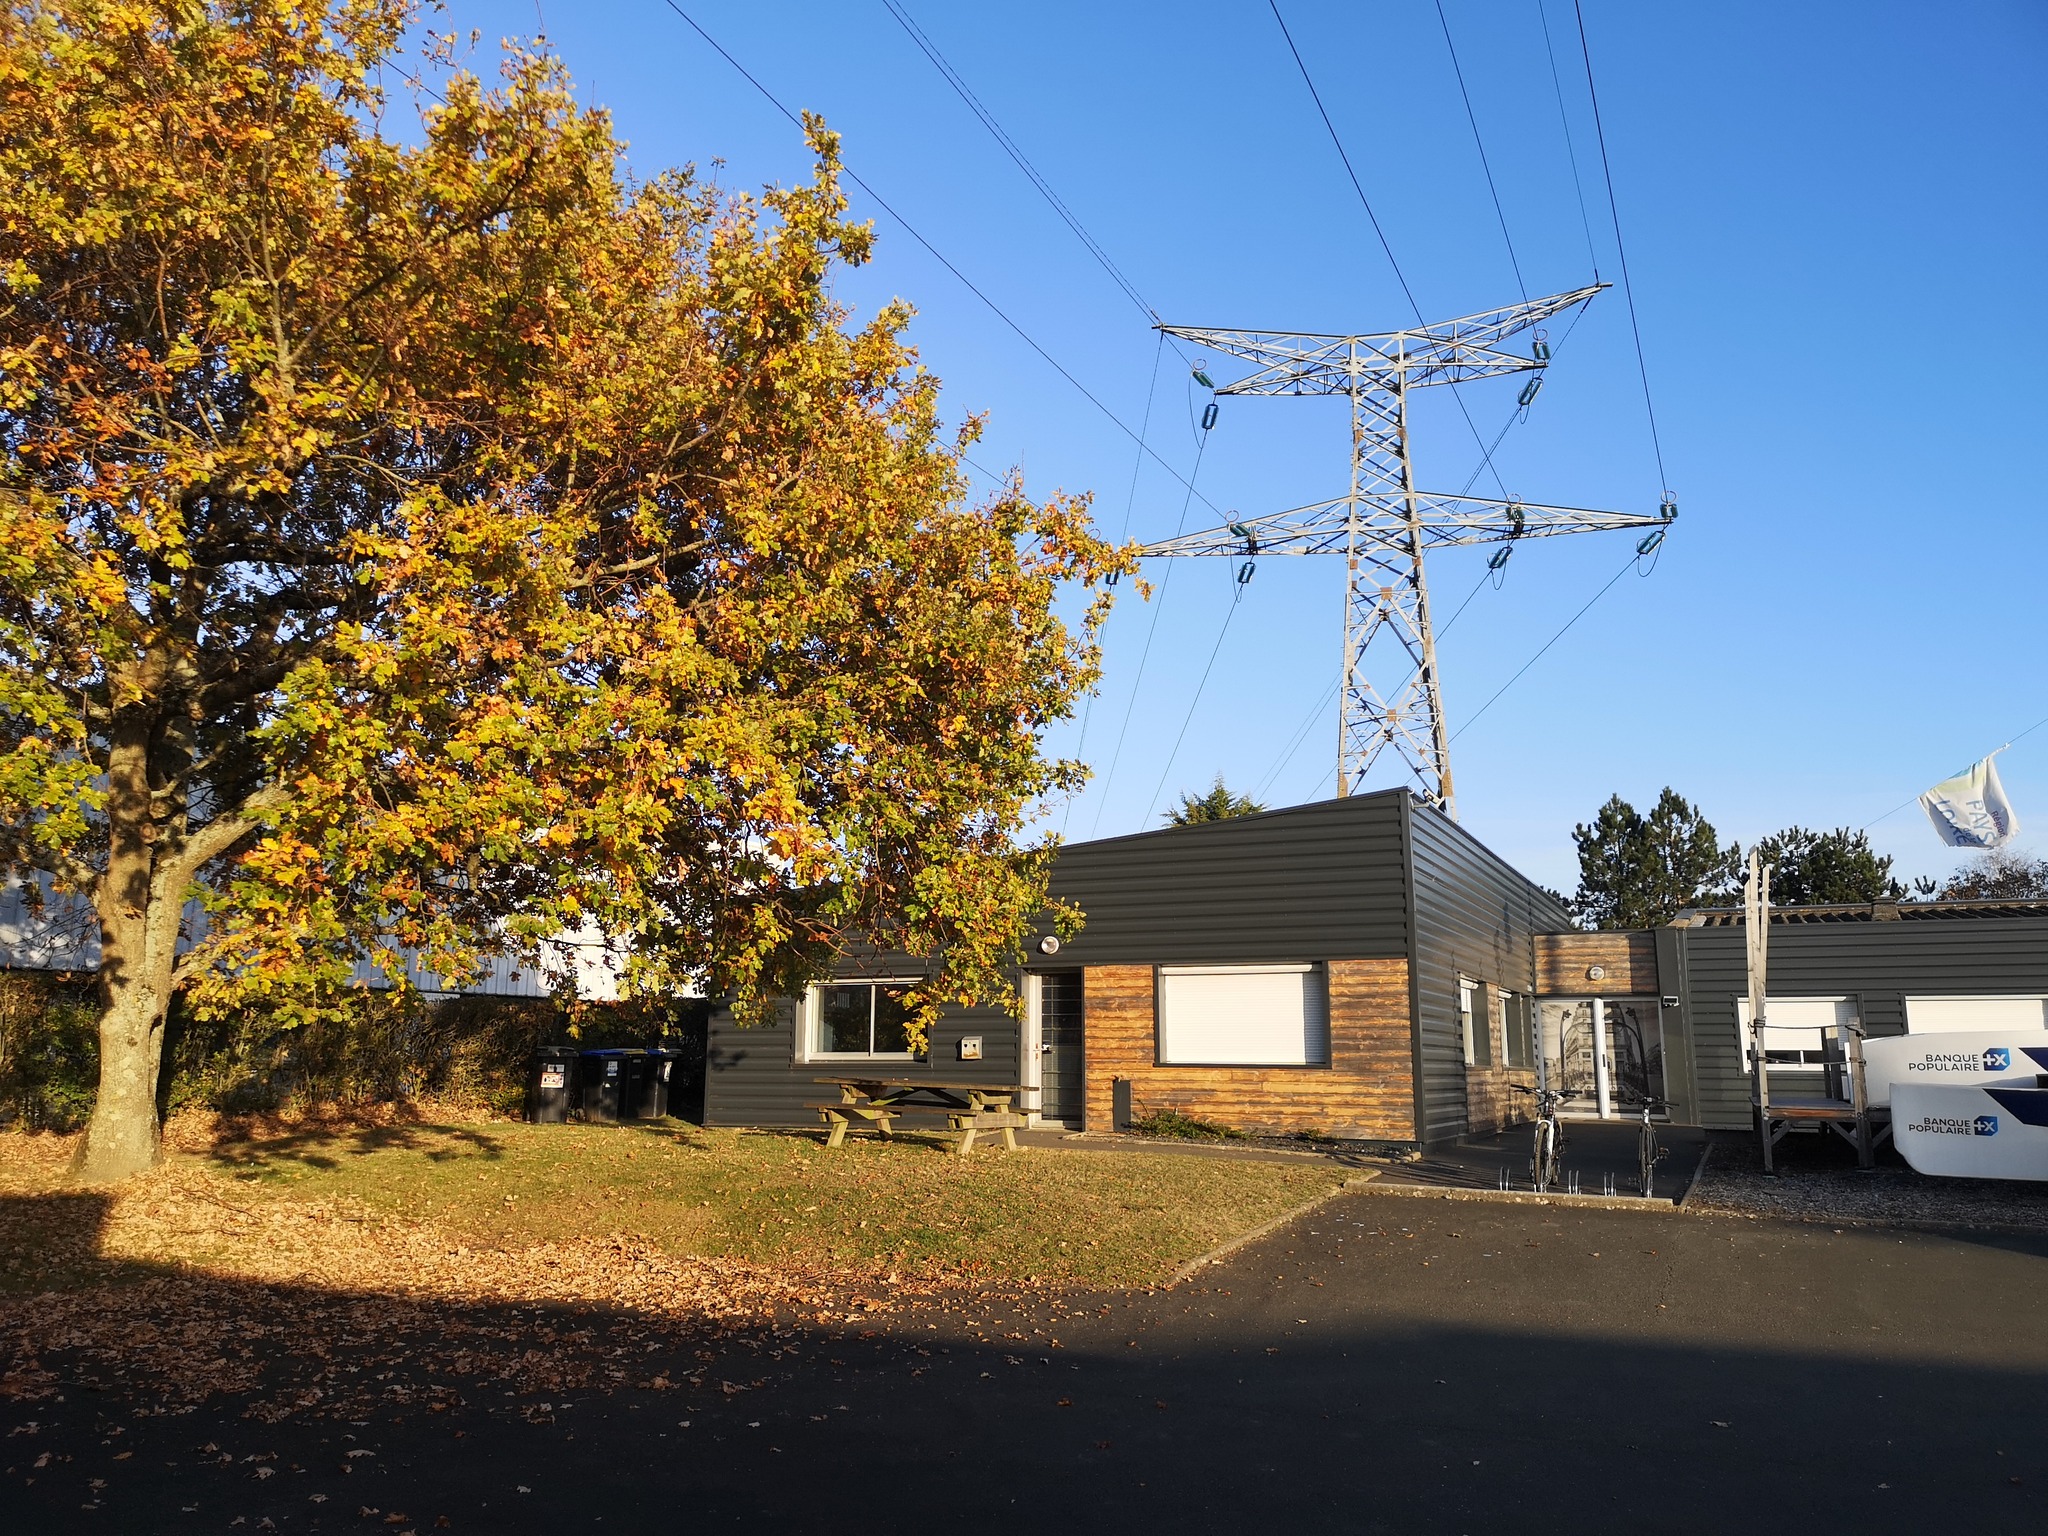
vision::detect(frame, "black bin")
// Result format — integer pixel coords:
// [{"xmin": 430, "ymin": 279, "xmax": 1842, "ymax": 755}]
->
[
  {"xmin": 579, "ymin": 1048, "xmax": 640, "ymax": 1124},
  {"xmin": 526, "ymin": 1046, "xmax": 579, "ymax": 1124},
  {"xmin": 635, "ymin": 1049, "xmax": 680, "ymax": 1120}
]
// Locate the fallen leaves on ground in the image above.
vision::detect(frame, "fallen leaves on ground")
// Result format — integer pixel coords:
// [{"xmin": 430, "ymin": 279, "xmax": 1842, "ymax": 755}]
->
[{"xmin": 0, "ymin": 1154, "xmax": 956, "ymax": 1423}]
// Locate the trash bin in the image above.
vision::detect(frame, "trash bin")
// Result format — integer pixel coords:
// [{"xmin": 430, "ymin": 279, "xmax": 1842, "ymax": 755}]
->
[
  {"xmin": 635, "ymin": 1049, "xmax": 679, "ymax": 1120},
  {"xmin": 579, "ymin": 1048, "xmax": 638, "ymax": 1124},
  {"xmin": 526, "ymin": 1046, "xmax": 579, "ymax": 1124}
]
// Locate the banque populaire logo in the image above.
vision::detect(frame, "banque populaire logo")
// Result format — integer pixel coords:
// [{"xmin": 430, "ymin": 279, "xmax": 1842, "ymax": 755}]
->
[
  {"xmin": 1975, "ymin": 1115, "xmax": 2000, "ymax": 1137},
  {"xmin": 1985, "ymin": 1047, "xmax": 2011, "ymax": 1071}
]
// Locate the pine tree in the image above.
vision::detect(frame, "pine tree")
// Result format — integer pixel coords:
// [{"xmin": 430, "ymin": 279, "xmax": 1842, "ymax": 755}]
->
[
  {"xmin": 1165, "ymin": 777, "xmax": 1267, "ymax": 826},
  {"xmin": 1746, "ymin": 827, "xmax": 1904, "ymax": 905},
  {"xmin": 1570, "ymin": 789, "xmax": 1738, "ymax": 930}
]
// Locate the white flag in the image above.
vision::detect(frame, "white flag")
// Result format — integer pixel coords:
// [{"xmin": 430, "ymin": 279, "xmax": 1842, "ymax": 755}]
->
[{"xmin": 1919, "ymin": 754, "xmax": 2019, "ymax": 849}]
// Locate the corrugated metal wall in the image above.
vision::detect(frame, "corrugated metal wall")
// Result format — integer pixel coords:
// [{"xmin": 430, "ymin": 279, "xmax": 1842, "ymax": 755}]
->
[
  {"xmin": 1676, "ymin": 915, "xmax": 2048, "ymax": 1130},
  {"xmin": 1027, "ymin": 792, "xmax": 1413, "ymax": 969},
  {"xmin": 703, "ymin": 991, "xmax": 1023, "ymax": 1129},
  {"xmin": 2, "ymin": 874, "xmax": 621, "ymax": 1001},
  {"xmin": 1406, "ymin": 799, "xmax": 1575, "ymax": 1144},
  {"xmin": 1, "ymin": 877, "xmax": 102, "ymax": 970}
]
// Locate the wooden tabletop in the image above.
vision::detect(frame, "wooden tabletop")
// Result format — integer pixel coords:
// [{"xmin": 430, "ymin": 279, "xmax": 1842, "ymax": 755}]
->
[{"xmin": 813, "ymin": 1077, "xmax": 1024, "ymax": 1092}]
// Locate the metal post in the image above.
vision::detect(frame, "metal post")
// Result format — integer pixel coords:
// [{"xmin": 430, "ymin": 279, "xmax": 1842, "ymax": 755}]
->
[
  {"xmin": 1337, "ymin": 346, "xmax": 1362, "ymax": 799},
  {"xmin": 1746, "ymin": 852, "xmax": 1776, "ymax": 1175},
  {"xmin": 1592, "ymin": 997, "xmax": 1613, "ymax": 1119},
  {"xmin": 1847, "ymin": 1020, "xmax": 1874, "ymax": 1170},
  {"xmin": 1393, "ymin": 366, "xmax": 1455, "ymax": 819}
]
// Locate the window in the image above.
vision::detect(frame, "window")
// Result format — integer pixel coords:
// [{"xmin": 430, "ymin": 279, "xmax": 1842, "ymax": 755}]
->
[
  {"xmin": 1735, "ymin": 996, "xmax": 1856, "ymax": 1067},
  {"xmin": 1157, "ymin": 964, "xmax": 1328, "ymax": 1066},
  {"xmin": 1460, "ymin": 977, "xmax": 1492, "ymax": 1068},
  {"xmin": 1502, "ymin": 990, "xmax": 1534, "ymax": 1070},
  {"xmin": 807, "ymin": 981, "xmax": 918, "ymax": 1058}
]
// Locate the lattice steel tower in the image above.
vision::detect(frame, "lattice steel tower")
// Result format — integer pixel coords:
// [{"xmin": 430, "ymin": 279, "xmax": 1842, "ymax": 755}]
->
[{"xmin": 1144, "ymin": 283, "xmax": 1672, "ymax": 819}]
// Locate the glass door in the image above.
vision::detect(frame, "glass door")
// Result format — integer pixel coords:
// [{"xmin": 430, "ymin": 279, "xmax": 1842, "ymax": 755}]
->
[{"xmin": 1538, "ymin": 997, "xmax": 1666, "ymax": 1119}]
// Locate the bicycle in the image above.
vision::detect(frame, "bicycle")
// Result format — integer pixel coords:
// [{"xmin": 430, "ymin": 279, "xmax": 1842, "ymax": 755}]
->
[
  {"xmin": 1513, "ymin": 1083, "xmax": 1566, "ymax": 1193},
  {"xmin": 1635, "ymin": 1096, "xmax": 1669, "ymax": 1198}
]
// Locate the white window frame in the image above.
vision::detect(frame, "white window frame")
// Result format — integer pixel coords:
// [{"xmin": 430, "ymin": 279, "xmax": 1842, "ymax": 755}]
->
[
  {"xmin": 1500, "ymin": 988, "xmax": 1533, "ymax": 1071},
  {"xmin": 1460, "ymin": 977, "xmax": 1492, "ymax": 1068},
  {"xmin": 1156, "ymin": 963, "xmax": 1329, "ymax": 1068},
  {"xmin": 797, "ymin": 978, "xmax": 924, "ymax": 1063}
]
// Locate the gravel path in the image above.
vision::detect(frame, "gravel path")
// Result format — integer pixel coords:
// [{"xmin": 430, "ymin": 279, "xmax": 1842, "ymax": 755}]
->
[{"xmin": 1689, "ymin": 1144, "xmax": 2048, "ymax": 1231}]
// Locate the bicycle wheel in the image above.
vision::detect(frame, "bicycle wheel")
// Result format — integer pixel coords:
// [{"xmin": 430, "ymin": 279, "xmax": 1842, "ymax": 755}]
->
[
  {"xmin": 1531, "ymin": 1119, "xmax": 1555, "ymax": 1193},
  {"xmin": 1638, "ymin": 1122, "xmax": 1656, "ymax": 1197}
]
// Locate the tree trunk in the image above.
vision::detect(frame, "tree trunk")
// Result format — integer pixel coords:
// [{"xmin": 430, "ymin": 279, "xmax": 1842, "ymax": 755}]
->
[
  {"xmin": 72, "ymin": 711, "xmax": 183, "ymax": 1184},
  {"xmin": 72, "ymin": 854, "xmax": 184, "ymax": 1181},
  {"xmin": 73, "ymin": 963, "xmax": 172, "ymax": 1182}
]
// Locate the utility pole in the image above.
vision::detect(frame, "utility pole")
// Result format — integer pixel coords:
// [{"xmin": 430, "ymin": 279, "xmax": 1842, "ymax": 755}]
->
[{"xmin": 1143, "ymin": 284, "xmax": 1672, "ymax": 819}]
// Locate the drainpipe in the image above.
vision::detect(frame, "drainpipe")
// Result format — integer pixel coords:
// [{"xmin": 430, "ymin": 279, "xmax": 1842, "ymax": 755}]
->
[{"xmin": 1592, "ymin": 996, "xmax": 1613, "ymax": 1119}]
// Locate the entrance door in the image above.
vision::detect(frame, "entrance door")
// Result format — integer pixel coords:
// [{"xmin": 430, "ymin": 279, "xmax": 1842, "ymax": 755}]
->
[
  {"xmin": 1538, "ymin": 997, "xmax": 1666, "ymax": 1118},
  {"xmin": 1039, "ymin": 970, "xmax": 1084, "ymax": 1126}
]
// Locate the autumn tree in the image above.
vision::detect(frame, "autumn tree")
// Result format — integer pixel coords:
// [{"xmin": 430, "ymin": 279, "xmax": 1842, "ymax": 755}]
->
[
  {"xmin": 1940, "ymin": 849, "xmax": 2048, "ymax": 900},
  {"xmin": 0, "ymin": 1, "xmax": 1126, "ymax": 1180},
  {"xmin": 1165, "ymin": 776, "xmax": 1265, "ymax": 826},
  {"xmin": 1570, "ymin": 789, "xmax": 1738, "ymax": 930}
]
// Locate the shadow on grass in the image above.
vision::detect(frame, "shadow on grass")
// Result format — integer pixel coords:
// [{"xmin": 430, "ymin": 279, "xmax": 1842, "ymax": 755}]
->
[
  {"xmin": 1, "ymin": 1189, "xmax": 2045, "ymax": 1535},
  {"xmin": 205, "ymin": 1117, "xmax": 510, "ymax": 1173}
]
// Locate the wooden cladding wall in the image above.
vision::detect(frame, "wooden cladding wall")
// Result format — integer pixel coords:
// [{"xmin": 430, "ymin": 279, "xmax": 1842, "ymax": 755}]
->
[
  {"xmin": 1081, "ymin": 960, "xmax": 1416, "ymax": 1140},
  {"xmin": 1535, "ymin": 931, "xmax": 1661, "ymax": 996},
  {"xmin": 1463, "ymin": 998, "xmax": 1537, "ymax": 1135}
]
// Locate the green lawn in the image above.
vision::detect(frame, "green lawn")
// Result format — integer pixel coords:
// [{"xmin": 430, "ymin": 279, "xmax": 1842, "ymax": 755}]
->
[{"xmin": 196, "ymin": 1118, "xmax": 1339, "ymax": 1286}]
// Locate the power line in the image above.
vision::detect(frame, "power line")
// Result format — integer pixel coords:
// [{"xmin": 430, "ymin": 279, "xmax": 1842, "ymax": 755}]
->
[
  {"xmin": 655, "ymin": 0, "xmax": 1224, "ymax": 517},
  {"xmin": 1255, "ymin": 673, "xmax": 1339, "ymax": 803},
  {"xmin": 1536, "ymin": 0, "xmax": 1601, "ymax": 279},
  {"xmin": 1065, "ymin": 333, "xmax": 1168, "ymax": 837},
  {"xmin": 1863, "ymin": 714, "xmax": 2048, "ymax": 831},
  {"xmin": 881, "ymin": 1, "xmax": 1162, "ymax": 326},
  {"xmin": 1450, "ymin": 549, "xmax": 1640, "ymax": 740},
  {"xmin": 1142, "ymin": 578, "xmax": 1249, "ymax": 825},
  {"xmin": 1266, "ymin": 0, "xmax": 1511, "ymax": 499},
  {"xmin": 1434, "ymin": 0, "xmax": 1526, "ymax": 301},
  {"xmin": 1571, "ymin": 0, "xmax": 1670, "ymax": 494},
  {"xmin": 1089, "ymin": 419, "xmax": 1216, "ymax": 837}
]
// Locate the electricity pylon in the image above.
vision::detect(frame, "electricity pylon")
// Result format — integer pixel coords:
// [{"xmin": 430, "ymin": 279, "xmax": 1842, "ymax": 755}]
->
[{"xmin": 1143, "ymin": 283, "xmax": 1673, "ymax": 819}]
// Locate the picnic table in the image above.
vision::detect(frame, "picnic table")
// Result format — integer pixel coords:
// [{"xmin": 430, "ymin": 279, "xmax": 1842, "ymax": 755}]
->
[{"xmin": 809, "ymin": 1077, "xmax": 1029, "ymax": 1154}]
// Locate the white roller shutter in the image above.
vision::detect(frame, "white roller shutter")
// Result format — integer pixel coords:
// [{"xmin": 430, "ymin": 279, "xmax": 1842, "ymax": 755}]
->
[
  {"xmin": 1158, "ymin": 964, "xmax": 1329, "ymax": 1066},
  {"xmin": 1906, "ymin": 996, "xmax": 2048, "ymax": 1033}
]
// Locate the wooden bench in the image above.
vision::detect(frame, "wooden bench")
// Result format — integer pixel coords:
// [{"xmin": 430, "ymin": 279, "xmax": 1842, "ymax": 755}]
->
[{"xmin": 811, "ymin": 1078, "xmax": 1029, "ymax": 1154}]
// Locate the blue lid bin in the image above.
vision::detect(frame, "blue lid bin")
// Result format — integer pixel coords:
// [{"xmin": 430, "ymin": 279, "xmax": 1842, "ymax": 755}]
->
[{"xmin": 578, "ymin": 1048, "xmax": 644, "ymax": 1124}]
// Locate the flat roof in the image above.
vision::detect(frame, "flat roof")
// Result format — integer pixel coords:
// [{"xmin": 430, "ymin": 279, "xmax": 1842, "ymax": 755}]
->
[{"xmin": 1676, "ymin": 898, "xmax": 2048, "ymax": 927}]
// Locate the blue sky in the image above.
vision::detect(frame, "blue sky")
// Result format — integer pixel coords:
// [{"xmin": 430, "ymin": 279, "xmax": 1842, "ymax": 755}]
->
[{"xmin": 432, "ymin": 1, "xmax": 2046, "ymax": 893}]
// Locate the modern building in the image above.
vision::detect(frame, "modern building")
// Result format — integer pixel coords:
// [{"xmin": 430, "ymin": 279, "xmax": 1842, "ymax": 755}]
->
[{"xmin": 703, "ymin": 791, "xmax": 2048, "ymax": 1146}]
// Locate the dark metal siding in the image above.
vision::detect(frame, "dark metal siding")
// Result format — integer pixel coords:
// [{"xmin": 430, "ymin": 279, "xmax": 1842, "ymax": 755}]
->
[
  {"xmin": 703, "ymin": 947, "xmax": 1022, "ymax": 1128},
  {"xmin": 1405, "ymin": 798, "xmax": 1576, "ymax": 1144},
  {"xmin": 1677, "ymin": 916, "xmax": 2048, "ymax": 1131},
  {"xmin": 1025, "ymin": 791, "xmax": 1412, "ymax": 970},
  {"xmin": 1652, "ymin": 927, "xmax": 1698, "ymax": 1126},
  {"xmin": 704, "ymin": 795, "xmax": 1417, "ymax": 1128}
]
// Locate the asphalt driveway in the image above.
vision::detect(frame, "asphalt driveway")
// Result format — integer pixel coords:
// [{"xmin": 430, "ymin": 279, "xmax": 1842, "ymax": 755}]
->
[{"xmin": 6, "ymin": 1187, "xmax": 2045, "ymax": 1533}]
